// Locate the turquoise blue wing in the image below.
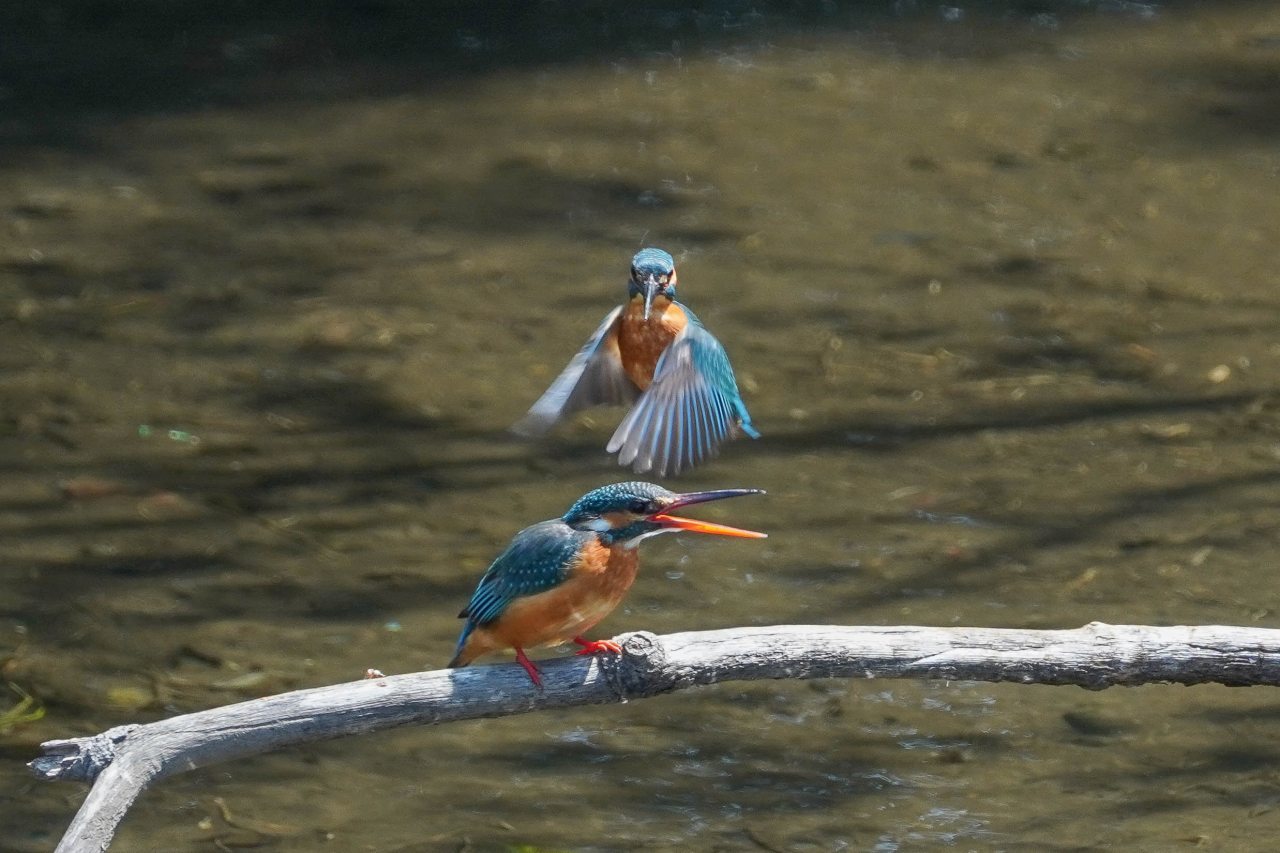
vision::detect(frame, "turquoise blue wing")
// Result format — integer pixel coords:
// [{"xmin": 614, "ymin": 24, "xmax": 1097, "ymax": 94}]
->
[
  {"xmin": 458, "ymin": 521, "xmax": 579, "ymax": 627},
  {"xmin": 606, "ymin": 315, "xmax": 759, "ymax": 477},
  {"xmin": 512, "ymin": 306, "xmax": 637, "ymax": 437},
  {"xmin": 452, "ymin": 521, "xmax": 581, "ymax": 659}
]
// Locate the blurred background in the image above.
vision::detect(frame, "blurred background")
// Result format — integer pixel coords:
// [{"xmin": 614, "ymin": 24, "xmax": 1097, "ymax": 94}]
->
[{"xmin": 4, "ymin": 1, "xmax": 1280, "ymax": 849}]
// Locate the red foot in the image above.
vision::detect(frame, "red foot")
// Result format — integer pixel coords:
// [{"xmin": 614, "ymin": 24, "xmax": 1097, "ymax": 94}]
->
[
  {"xmin": 573, "ymin": 636, "xmax": 623, "ymax": 656},
  {"xmin": 514, "ymin": 647, "xmax": 544, "ymax": 689}
]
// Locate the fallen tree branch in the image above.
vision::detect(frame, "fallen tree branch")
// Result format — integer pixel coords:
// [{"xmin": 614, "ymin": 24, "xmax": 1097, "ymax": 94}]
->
[{"xmin": 30, "ymin": 622, "xmax": 1280, "ymax": 852}]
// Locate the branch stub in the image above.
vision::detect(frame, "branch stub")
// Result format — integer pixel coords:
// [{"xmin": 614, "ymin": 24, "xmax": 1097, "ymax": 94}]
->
[{"xmin": 29, "ymin": 724, "xmax": 139, "ymax": 783}]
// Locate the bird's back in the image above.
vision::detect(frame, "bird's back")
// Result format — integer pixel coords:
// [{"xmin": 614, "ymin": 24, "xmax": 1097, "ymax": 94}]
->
[{"xmin": 450, "ymin": 519, "xmax": 642, "ymax": 666}]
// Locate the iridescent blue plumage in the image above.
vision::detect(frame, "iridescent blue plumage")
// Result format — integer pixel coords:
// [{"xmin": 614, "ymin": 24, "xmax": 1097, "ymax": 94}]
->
[
  {"xmin": 447, "ymin": 481, "xmax": 766, "ymax": 686},
  {"xmin": 562, "ymin": 480, "xmax": 679, "ymax": 544},
  {"xmin": 450, "ymin": 520, "xmax": 584, "ymax": 663},
  {"xmin": 453, "ymin": 482, "xmax": 674, "ymax": 653},
  {"xmin": 628, "ymin": 248, "xmax": 678, "ymax": 317},
  {"xmin": 514, "ymin": 248, "xmax": 759, "ymax": 477}
]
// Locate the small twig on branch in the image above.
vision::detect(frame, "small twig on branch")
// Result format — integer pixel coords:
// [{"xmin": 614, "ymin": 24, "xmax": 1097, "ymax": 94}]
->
[{"xmin": 30, "ymin": 622, "xmax": 1280, "ymax": 852}]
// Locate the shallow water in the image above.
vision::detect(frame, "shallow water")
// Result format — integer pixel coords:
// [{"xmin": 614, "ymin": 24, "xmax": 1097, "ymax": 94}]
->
[{"xmin": 4, "ymin": 1, "xmax": 1280, "ymax": 850}]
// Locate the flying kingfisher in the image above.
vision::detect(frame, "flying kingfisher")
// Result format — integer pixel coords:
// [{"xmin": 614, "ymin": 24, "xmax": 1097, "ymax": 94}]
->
[
  {"xmin": 447, "ymin": 481, "xmax": 766, "ymax": 687},
  {"xmin": 513, "ymin": 248, "xmax": 760, "ymax": 477}
]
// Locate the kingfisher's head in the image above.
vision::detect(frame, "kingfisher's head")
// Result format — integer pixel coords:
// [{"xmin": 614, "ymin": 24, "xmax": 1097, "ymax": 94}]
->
[
  {"xmin": 562, "ymin": 481, "xmax": 766, "ymax": 549},
  {"xmin": 627, "ymin": 248, "xmax": 678, "ymax": 320}
]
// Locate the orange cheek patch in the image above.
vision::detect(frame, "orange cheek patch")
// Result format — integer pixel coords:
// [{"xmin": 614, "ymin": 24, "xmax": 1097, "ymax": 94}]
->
[{"xmin": 600, "ymin": 511, "xmax": 632, "ymax": 529}]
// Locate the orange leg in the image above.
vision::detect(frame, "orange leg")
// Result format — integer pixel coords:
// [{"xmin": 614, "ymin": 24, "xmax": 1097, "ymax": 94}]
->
[
  {"xmin": 573, "ymin": 636, "xmax": 623, "ymax": 656},
  {"xmin": 514, "ymin": 647, "xmax": 543, "ymax": 689}
]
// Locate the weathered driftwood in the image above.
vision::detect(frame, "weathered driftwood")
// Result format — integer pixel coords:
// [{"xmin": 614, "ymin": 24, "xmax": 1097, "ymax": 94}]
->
[{"xmin": 30, "ymin": 622, "xmax": 1280, "ymax": 852}]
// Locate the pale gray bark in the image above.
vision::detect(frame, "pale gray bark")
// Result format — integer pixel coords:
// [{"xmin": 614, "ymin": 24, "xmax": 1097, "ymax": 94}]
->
[{"xmin": 30, "ymin": 622, "xmax": 1280, "ymax": 852}]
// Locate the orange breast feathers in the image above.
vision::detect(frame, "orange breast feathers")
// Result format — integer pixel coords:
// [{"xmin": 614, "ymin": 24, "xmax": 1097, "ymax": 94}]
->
[
  {"xmin": 617, "ymin": 297, "xmax": 688, "ymax": 390},
  {"xmin": 476, "ymin": 540, "xmax": 641, "ymax": 654}
]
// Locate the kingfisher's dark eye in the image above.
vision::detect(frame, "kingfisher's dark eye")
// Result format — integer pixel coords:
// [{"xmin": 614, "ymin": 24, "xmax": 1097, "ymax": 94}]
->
[{"xmin": 628, "ymin": 498, "xmax": 649, "ymax": 514}]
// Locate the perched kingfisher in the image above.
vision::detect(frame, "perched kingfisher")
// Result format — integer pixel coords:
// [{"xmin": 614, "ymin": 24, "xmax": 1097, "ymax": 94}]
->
[
  {"xmin": 447, "ymin": 481, "xmax": 766, "ymax": 687},
  {"xmin": 514, "ymin": 248, "xmax": 760, "ymax": 477}
]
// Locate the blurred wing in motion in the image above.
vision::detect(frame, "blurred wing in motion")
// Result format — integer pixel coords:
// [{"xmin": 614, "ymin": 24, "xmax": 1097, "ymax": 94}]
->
[
  {"xmin": 606, "ymin": 322, "xmax": 758, "ymax": 476},
  {"xmin": 512, "ymin": 306, "xmax": 637, "ymax": 437}
]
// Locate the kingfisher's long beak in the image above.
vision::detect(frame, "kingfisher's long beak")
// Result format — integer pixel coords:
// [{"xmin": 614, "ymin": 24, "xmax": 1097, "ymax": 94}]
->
[
  {"xmin": 649, "ymin": 488, "xmax": 767, "ymax": 539},
  {"xmin": 642, "ymin": 275, "xmax": 660, "ymax": 321}
]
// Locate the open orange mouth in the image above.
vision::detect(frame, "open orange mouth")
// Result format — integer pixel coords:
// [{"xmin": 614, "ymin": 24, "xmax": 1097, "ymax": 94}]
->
[
  {"xmin": 650, "ymin": 513, "xmax": 767, "ymax": 538},
  {"xmin": 648, "ymin": 487, "xmax": 767, "ymax": 538}
]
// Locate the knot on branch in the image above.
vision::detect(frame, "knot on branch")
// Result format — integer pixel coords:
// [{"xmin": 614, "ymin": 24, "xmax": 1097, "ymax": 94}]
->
[
  {"xmin": 28, "ymin": 724, "xmax": 139, "ymax": 783},
  {"xmin": 601, "ymin": 631, "xmax": 673, "ymax": 699}
]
